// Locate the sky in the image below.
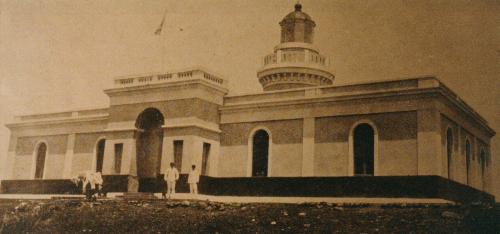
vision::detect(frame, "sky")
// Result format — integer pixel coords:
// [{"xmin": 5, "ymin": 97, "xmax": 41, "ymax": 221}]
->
[{"xmin": 0, "ymin": 0, "xmax": 498, "ymax": 198}]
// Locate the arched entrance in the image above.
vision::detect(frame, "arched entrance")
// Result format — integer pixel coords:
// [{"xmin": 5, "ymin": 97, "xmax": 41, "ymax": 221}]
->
[
  {"xmin": 446, "ymin": 128, "xmax": 453, "ymax": 179},
  {"xmin": 353, "ymin": 124, "xmax": 374, "ymax": 176},
  {"xmin": 34, "ymin": 143, "xmax": 47, "ymax": 179},
  {"xmin": 95, "ymin": 139, "xmax": 105, "ymax": 173},
  {"xmin": 135, "ymin": 108, "xmax": 164, "ymax": 191},
  {"xmin": 252, "ymin": 130, "xmax": 269, "ymax": 177}
]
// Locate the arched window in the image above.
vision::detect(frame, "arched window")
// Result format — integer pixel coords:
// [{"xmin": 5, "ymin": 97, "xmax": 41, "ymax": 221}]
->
[
  {"xmin": 353, "ymin": 124, "xmax": 375, "ymax": 176},
  {"xmin": 479, "ymin": 149, "xmax": 486, "ymax": 177},
  {"xmin": 95, "ymin": 139, "xmax": 106, "ymax": 173},
  {"xmin": 34, "ymin": 143, "xmax": 47, "ymax": 179},
  {"xmin": 252, "ymin": 129, "xmax": 270, "ymax": 177},
  {"xmin": 465, "ymin": 139, "xmax": 471, "ymax": 185},
  {"xmin": 446, "ymin": 128, "xmax": 453, "ymax": 179}
]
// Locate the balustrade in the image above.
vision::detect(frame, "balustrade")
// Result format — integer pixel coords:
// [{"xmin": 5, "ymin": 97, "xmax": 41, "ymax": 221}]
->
[
  {"xmin": 113, "ymin": 69, "xmax": 225, "ymax": 88},
  {"xmin": 262, "ymin": 50, "xmax": 327, "ymax": 67}
]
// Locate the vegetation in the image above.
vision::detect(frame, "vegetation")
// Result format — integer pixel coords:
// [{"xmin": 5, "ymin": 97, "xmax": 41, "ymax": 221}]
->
[{"xmin": 0, "ymin": 199, "xmax": 497, "ymax": 233}]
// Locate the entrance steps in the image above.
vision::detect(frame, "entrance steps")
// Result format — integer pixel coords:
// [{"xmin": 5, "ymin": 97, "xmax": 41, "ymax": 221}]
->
[{"xmin": 115, "ymin": 192, "xmax": 157, "ymax": 200}]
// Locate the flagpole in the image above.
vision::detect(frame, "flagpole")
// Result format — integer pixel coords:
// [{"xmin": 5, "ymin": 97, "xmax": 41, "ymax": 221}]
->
[
  {"xmin": 160, "ymin": 29, "xmax": 165, "ymax": 73},
  {"xmin": 155, "ymin": 7, "xmax": 167, "ymax": 73},
  {"xmin": 161, "ymin": 9, "xmax": 166, "ymax": 73}
]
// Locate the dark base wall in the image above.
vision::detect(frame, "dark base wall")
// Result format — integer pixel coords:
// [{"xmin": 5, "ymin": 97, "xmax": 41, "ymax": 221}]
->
[
  {"xmin": 0, "ymin": 176, "xmax": 494, "ymax": 204},
  {"xmin": 0, "ymin": 175, "xmax": 134, "ymax": 195},
  {"xmin": 0, "ymin": 175, "xmax": 191, "ymax": 195},
  {"xmin": 199, "ymin": 176, "xmax": 494, "ymax": 204}
]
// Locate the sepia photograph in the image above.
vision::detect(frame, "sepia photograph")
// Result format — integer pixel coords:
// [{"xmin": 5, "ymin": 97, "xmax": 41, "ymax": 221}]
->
[{"xmin": 0, "ymin": 0, "xmax": 498, "ymax": 233}]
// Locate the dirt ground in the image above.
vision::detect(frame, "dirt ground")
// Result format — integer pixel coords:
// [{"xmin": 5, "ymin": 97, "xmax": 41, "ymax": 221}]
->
[{"xmin": 0, "ymin": 199, "xmax": 497, "ymax": 233}]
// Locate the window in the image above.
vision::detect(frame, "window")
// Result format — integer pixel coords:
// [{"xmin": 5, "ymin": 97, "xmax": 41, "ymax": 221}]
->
[
  {"xmin": 96, "ymin": 139, "xmax": 105, "ymax": 173},
  {"xmin": 252, "ymin": 130, "xmax": 269, "ymax": 177},
  {"xmin": 173, "ymin": 140, "xmax": 183, "ymax": 171},
  {"xmin": 353, "ymin": 124, "xmax": 375, "ymax": 176},
  {"xmin": 202, "ymin": 143, "xmax": 211, "ymax": 175},
  {"xmin": 446, "ymin": 128, "xmax": 453, "ymax": 179},
  {"xmin": 479, "ymin": 149, "xmax": 486, "ymax": 177},
  {"xmin": 465, "ymin": 140, "xmax": 471, "ymax": 185},
  {"xmin": 114, "ymin": 143, "xmax": 123, "ymax": 174},
  {"xmin": 35, "ymin": 143, "xmax": 47, "ymax": 179}
]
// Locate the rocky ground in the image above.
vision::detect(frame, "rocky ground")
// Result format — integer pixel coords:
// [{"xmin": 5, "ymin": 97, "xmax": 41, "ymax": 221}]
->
[{"xmin": 0, "ymin": 199, "xmax": 497, "ymax": 233}]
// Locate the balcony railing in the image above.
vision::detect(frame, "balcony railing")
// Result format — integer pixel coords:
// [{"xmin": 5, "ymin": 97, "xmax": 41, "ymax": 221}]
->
[{"xmin": 263, "ymin": 50, "xmax": 328, "ymax": 67}]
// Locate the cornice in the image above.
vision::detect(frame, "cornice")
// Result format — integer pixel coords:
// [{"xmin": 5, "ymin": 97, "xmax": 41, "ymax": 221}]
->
[
  {"xmin": 220, "ymin": 86, "xmax": 495, "ymax": 137},
  {"xmin": 104, "ymin": 124, "xmax": 221, "ymax": 134},
  {"xmin": 5, "ymin": 116, "xmax": 109, "ymax": 129},
  {"xmin": 220, "ymin": 88, "xmax": 434, "ymax": 111}
]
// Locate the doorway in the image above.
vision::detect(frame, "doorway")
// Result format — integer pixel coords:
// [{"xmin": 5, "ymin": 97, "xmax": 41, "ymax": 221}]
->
[
  {"xmin": 252, "ymin": 130, "xmax": 269, "ymax": 177},
  {"xmin": 135, "ymin": 108, "xmax": 165, "ymax": 191},
  {"xmin": 353, "ymin": 124, "xmax": 374, "ymax": 176}
]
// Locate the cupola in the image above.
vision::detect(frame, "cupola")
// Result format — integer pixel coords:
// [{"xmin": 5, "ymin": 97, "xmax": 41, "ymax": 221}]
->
[{"xmin": 257, "ymin": 3, "xmax": 334, "ymax": 91}]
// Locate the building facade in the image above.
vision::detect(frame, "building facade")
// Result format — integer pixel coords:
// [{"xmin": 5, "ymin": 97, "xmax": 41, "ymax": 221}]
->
[{"xmin": 3, "ymin": 4, "xmax": 495, "ymax": 195}]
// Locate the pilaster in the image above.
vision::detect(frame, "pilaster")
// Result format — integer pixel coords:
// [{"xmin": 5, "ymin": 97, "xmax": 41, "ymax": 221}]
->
[
  {"xmin": 5, "ymin": 134, "xmax": 17, "ymax": 179},
  {"xmin": 62, "ymin": 134, "xmax": 76, "ymax": 178},
  {"xmin": 301, "ymin": 117, "xmax": 315, "ymax": 176},
  {"xmin": 121, "ymin": 138, "xmax": 136, "ymax": 175},
  {"xmin": 417, "ymin": 109, "xmax": 442, "ymax": 176}
]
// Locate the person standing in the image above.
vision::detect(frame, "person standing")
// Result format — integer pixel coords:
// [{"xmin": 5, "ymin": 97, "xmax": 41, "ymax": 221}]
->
[
  {"xmin": 188, "ymin": 165, "xmax": 200, "ymax": 195},
  {"xmin": 83, "ymin": 171, "xmax": 96, "ymax": 201},
  {"xmin": 164, "ymin": 162, "xmax": 179, "ymax": 198},
  {"xmin": 94, "ymin": 172, "xmax": 104, "ymax": 197}
]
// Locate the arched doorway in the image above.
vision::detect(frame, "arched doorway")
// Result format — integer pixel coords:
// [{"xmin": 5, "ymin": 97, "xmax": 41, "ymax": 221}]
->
[
  {"xmin": 353, "ymin": 124, "xmax": 374, "ymax": 176},
  {"xmin": 446, "ymin": 128, "xmax": 453, "ymax": 179},
  {"xmin": 252, "ymin": 130, "xmax": 269, "ymax": 177},
  {"xmin": 135, "ymin": 108, "xmax": 165, "ymax": 190},
  {"xmin": 95, "ymin": 139, "xmax": 105, "ymax": 173},
  {"xmin": 34, "ymin": 143, "xmax": 47, "ymax": 179},
  {"xmin": 465, "ymin": 139, "xmax": 471, "ymax": 185}
]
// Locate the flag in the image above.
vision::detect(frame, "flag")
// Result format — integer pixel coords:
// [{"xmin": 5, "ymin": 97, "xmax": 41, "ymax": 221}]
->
[
  {"xmin": 155, "ymin": 10, "xmax": 167, "ymax": 35},
  {"xmin": 154, "ymin": 15, "xmax": 165, "ymax": 35}
]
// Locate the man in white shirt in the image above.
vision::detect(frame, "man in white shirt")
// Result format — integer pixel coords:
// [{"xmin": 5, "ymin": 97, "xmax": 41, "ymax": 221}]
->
[
  {"xmin": 188, "ymin": 165, "xmax": 200, "ymax": 195},
  {"xmin": 94, "ymin": 172, "xmax": 104, "ymax": 197},
  {"xmin": 83, "ymin": 170, "xmax": 96, "ymax": 201},
  {"xmin": 164, "ymin": 162, "xmax": 179, "ymax": 198}
]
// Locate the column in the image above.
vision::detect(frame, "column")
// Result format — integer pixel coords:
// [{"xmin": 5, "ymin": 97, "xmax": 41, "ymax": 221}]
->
[
  {"xmin": 186, "ymin": 136, "xmax": 203, "ymax": 174},
  {"xmin": 121, "ymin": 138, "xmax": 137, "ymax": 175},
  {"xmin": 208, "ymin": 141, "xmax": 220, "ymax": 177},
  {"xmin": 302, "ymin": 117, "xmax": 315, "ymax": 176},
  {"xmin": 417, "ymin": 109, "xmax": 442, "ymax": 176},
  {"xmin": 160, "ymin": 132, "xmax": 174, "ymax": 174},
  {"xmin": 102, "ymin": 140, "xmax": 115, "ymax": 174},
  {"xmin": 62, "ymin": 134, "xmax": 76, "ymax": 178},
  {"xmin": 277, "ymin": 50, "xmax": 283, "ymax": 63}
]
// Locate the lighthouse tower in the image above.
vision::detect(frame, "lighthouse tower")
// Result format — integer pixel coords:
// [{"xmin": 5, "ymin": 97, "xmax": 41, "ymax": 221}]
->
[{"xmin": 257, "ymin": 3, "xmax": 334, "ymax": 91}]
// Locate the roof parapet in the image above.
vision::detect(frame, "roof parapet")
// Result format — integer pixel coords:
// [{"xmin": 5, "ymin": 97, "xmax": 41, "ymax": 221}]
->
[{"xmin": 111, "ymin": 67, "xmax": 228, "ymax": 90}]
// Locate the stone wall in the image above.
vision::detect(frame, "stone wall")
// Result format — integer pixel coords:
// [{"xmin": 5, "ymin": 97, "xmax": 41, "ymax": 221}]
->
[
  {"xmin": 219, "ymin": 112, "xmax": 418, "ymax": 178},
  {"xmin": 13, "ymin": 135, "xmax": 68, "ymax": 179},
  {"xmin": 441, "ymin": 115, "xmax": 492, "ymax": 193},
  {"xmin": 219, "ymin": 119, "xmax": 303, "ymax": 177},
  {"xmin": 108, "ymin": 98, "xmax": 220, "ymax": 124},
  {"xmin": 315, "ymin": 111, "xmax": 418, "ymax": 177}
]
